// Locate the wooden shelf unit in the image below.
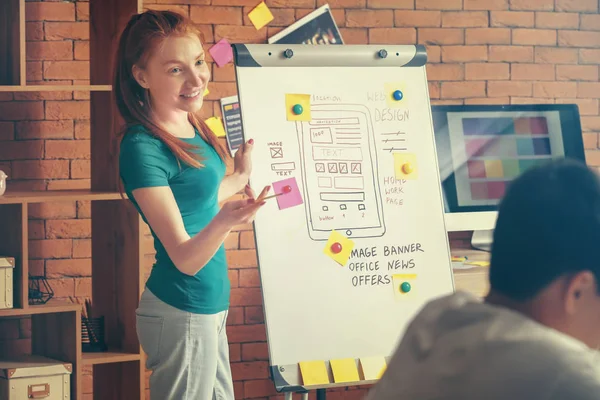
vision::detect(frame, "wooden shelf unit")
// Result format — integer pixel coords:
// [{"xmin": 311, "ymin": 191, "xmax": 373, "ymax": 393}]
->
[{"xmin": 0, "ymin": 0, "xmax": 146, "ymax": 399}]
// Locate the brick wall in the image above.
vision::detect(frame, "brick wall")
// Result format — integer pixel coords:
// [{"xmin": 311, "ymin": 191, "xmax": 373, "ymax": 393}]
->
[{"xmin": 0, "ymin": 0, "xmax": 599, "ymax": 399}]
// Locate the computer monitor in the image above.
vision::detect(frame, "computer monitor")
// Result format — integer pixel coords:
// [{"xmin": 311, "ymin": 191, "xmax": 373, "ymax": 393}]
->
[{"xmin": 432, "ymin": 104, "xmax": 586, "ymax": 251}]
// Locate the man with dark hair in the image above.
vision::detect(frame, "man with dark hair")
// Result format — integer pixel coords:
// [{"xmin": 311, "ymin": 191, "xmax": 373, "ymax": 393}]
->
[{"xmin": 366, "ymin": 159, "xmax": 600, "ymax": 400}]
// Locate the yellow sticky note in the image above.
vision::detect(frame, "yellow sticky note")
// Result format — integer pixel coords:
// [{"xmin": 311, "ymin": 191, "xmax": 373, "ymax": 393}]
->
[
  {"xmin": 466, "ymin": 260, "xmax": 490, "ymax": 267},
  {"xmin": 299, "ymin": 360, "xmax": 330, "ymax": 386},
  {"xmin": 485, "ymin": 160, "xmax": 503, "ymax": 178},
  {"xmin": 384, "ymin": 82, "xmax": 407, "ymax": 108},
  {"xmin": 392, "ymin": 273, "xmax": 418, "ymax": 301},
  {"xmin": 205, "ymin": 116, "xmax": 226, "ymax": 138},
  {"xmin": 330, "ymin": 358, "xmax": 360, "ymax": 383},
  {"xmin": 248, "ymin": 1, "xmax": 274, "ymax": 30},
  {"xmin": 393, "ymin": 152, "xmax": 418, "ymax": 180},
  {"xmin": 360, "ymin": 357, "xmax": 387, "ymax": 381},
  {"xmin": 203, "ymin": 87, "xmax": 209, "ymax": 96},
  {"xmin": 285, "ymin": 93, "xmax": 311, "ymax": 121},
  {"xmin": 323, "ymin": 230, "xmax": 354, "ymax": 266}
]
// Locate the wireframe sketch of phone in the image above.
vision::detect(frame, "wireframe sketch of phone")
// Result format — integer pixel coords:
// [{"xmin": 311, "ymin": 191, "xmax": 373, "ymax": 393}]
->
[{"xmin": 296, "ymin": 103, "xmax": 385, "ymax": 241}]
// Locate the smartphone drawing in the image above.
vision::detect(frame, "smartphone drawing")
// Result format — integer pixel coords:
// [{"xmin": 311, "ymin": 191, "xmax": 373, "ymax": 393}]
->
[{"xmin": 296, "ymin": 103, "xmax": 386, "ymax": 241}]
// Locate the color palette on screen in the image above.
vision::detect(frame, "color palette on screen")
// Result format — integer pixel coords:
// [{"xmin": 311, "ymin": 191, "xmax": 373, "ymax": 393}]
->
[
  {"xmin": 462, "ymin": 116, "xmax": 549, "ymax": 136},
  {"xmin": 465, "ymin": 137, "xmax": 551, "ymax": 158},
  {"xmin": 468, "ymin": 158, "xmax": 546, "ymax": 180}
]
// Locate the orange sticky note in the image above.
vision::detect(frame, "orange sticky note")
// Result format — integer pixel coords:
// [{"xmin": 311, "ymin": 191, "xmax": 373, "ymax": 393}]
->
[
  {"xmin": 299, "ymin": 360, "xmax": 330, "ymax": 386},
  {"xmin": 360, "ymin": 357, "xmax": 387, "ymax": 380},
  {"xmin": 330, "ymin": 358, "xmax": 360, "ymax": 383}
]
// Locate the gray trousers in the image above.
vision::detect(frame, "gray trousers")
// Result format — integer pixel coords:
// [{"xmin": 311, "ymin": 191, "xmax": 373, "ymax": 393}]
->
[{"xmin": 136, "ymin": 288, "xmax": 235, "ymax": 400}]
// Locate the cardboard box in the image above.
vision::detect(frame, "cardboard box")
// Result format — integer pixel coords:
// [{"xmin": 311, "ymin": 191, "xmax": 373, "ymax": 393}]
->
[{"xmin": 0, "ymin": 355, "xmax": 72, "ymax": 400}]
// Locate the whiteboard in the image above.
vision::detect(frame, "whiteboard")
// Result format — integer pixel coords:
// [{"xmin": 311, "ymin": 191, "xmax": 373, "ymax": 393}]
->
[{"xmin": 233, "ymin": 44, "xmax": 455, "ymax": 391}]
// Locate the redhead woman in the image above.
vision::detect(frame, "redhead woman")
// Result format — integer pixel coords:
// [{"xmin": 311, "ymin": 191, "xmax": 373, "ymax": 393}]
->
[{"xmin": 113, "ymin": 10, "xmax": 268, "ymax": 399}]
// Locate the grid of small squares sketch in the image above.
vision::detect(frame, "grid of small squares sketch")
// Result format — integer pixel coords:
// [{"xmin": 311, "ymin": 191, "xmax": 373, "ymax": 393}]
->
[{"xmin": 463, "ymin": 116, "xmax": 552, "ymax": 200}]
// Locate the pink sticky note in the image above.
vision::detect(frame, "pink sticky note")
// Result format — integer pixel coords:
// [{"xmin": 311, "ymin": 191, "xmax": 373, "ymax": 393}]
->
[
  {"xmin": 209, "ymin": 38, "xmax": 233, "ymax": 67},
  {"xmin": 272, "ymin": 177, "xmax": 303, "ymax": 210}
]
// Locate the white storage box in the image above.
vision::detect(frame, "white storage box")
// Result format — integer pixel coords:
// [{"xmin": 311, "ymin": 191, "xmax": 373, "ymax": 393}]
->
[
  {"xmin": 0, "ymin": 257, "xmax": 14, "ymax": 309},
  {"xmin": 0, "ymin": 355, "xmax": 72, "ymax": 400}
]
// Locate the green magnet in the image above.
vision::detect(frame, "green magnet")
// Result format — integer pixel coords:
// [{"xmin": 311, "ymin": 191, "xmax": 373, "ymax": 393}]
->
[
  {"xmin": 292, "ymin": 104, "xmax": 303, "ymax": 115},
  {"xmin": 400, "ymin": 282, "xmax": 411, "ymax": 293}
]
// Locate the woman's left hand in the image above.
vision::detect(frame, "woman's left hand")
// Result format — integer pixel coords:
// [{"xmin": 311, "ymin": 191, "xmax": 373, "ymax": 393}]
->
[{"xmin": 233, "ymin": 138, "xmax": 254, "ymax": 180}]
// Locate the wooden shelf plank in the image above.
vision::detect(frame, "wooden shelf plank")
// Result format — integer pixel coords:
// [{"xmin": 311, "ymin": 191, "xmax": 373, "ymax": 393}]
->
[
  {"xmin": 0, "ymin": 189, "xmax": 126, "ymax": 204},
  {"xmin": 0, "ymin": 301, "xmax": 79, "ymax": 317},
  {"xmin": 0, "ymin": 84, "xmax": 112, "ymax": 92},
  {"xmin": 82, "ymin": 351, "xmax": 141, "ymax": 365}
]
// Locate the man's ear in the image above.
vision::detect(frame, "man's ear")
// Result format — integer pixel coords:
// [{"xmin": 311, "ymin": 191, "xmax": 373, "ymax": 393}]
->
[
  {"xmin": 132, "ymin": 65, "xmax": 149, "ymax": 89},
  {"xmin": 565, "ymin": 271, "xmax": 595, "ymax": 314}
]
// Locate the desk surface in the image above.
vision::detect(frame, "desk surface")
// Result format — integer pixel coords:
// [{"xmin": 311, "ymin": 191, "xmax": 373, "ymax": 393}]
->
[{"xmin": 451, "ymin": 247, "xmax": 490, "ymax": 298}]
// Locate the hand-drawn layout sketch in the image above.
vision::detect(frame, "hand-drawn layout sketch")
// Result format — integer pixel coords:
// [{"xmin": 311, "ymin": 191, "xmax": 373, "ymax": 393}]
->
[{"xmin": 295, "ymin": 104, "xmax": 386, "ymax": 241}]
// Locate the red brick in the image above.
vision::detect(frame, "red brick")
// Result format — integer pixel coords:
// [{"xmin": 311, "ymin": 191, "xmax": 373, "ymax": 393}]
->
[
  {"xmin": 426, "ymin": 64, "xmax": 464, "ymax": 81},
  {"xmin": 533, "ymin": 82, "xmax": 577, "ymax": 98},
  {"xmin": 214, "ymin": 25, "xmax": 267, "ymax": 43},
  {"xmin": 43, "ymin": 61, "xmax": 89, "ymax": 80},
  {"xmin": 428, "ymin": 81, "xmax": 440, "ymax": 98},
  {"xmin": 244, "ymin": 306, "xmax": 264, "ymax": 324},
  {"xmin": 465, "ymin": 63, "xmax": 509, "ymax": 80},
  {"xmin": 75, "ymin": 120, "xmax": 90, "ymax": 139},
  {"xmin": 442, "ymin": 11, "xmax": 488, "ymax": 27},
  {"xmin": 29, "ymin": 202, "xmax": 76, "ymax": 219},
  {"xmin": 47, "ymin": 179, "xmax": 90, "ymax": 190},
  {"xmin": 46, "ymin": 219, "xmax": 91, "ymax": 239},
  {"xmin": 227, "ymin": 307, "xmax": 244, "ymax": 325},
  {"xmin": 76, "ymin": 2, "xmax": 89, "ymax": 21},
  {"xmin": 239, "ymin": 231, "xmax": 255, "ymax": 249},
  {"xmin": 224, "ymin": 232, "xmax": 239, "ymax": 250},
  {"xmin": 512, "ymin": 29, "xmax": 556, "ymax": 45},
  {"xmin": 416, "ymin": 0, "xmax": 461, "ymax": 9},
  {"xmin": 0, "ymin": 141, "xmax": 44, "ymax": 161},
  {"xmin": 536, "ymin": 12, "xmax": 579, "ymax": 29},
  {"xmin": 418, "ymin": 29, "xmax": 464, "ymax": 45},
  {"xmin": 16, "ymin": 120, "xmax": 73, "ymax": 139},
  {"xmin": 510, "ymin": 0, "xmax": 553, "ymax": 10},
  {"xmin": 535, "ymin": 47, "xmax": 578, "ymax": 64},
  {"xmin": 45, "ymin": 101, "xmax": 90, "ymax": 120},
  {"xmin": 27, "ymin": 61, "xmax": 43, "ymax": 81},
  {"xmin": 241, "ymin": 342, "xmax": 269, "ymax": 361},
  {"xmin": 211, "ymin": 63, "xmax": 235, "ymax": 82},
  {"xmin": 464, "ymin": 0, "xmax": 508, "ymax": 9},
  {"xmin": 74, "ymin": 41, "xmax": 89, "ymax": 61},
  {"xmin": 76, "ymin": 201, "xmax": 90, "ymax": 219},
  {"xmin": 489, "ymin": 45, "xmax": 533, "ymax": 62},
  {"xmin": 239, "ymin": 269, "xmax": 260, "ymax": 287},
  {"xmin": 227, "ymin": 324, "xmax": 267, "ymax": 343},
  {"xmin": 441, "ymin": 46, "xmax": 487, "ymax": 62},
  {"xmin": 14, "ymin": 91, "xmax": 72, "ymax": 102},
  {"xmin": 559, "ymin": 31, "xmax": 600, "ymax": 48},
  {"xmin": 441, "ymin": 81, "xmax": 486, "ymax": 98},
  {"xmin": 488, "ymin": 81, "xmax": 533, "ymax": 97},
  {"xmin": 231, "ymin": 361, "xmax": 269, "ymax": 381},
  {"xmin": 431, "ymin": 99, "xmax": 463, "ymax": 105},
  {"xmin": 27, "ymin": 22, "xmax": 44, "ymax": 41},
  {"xmin": 26, "ymin": 2, "xmax": 75, "ymax": 21},
  {"xmin": 490, "ymin": 11, "xmax": 534, "ymax": 27},
  {"xmin": 12, "ymin": 160, "xmax": 69, "ymax": 179},
  {"xmin": 226, "ymin": 249, "xmax": 258, "ymax": 268},
  {"xmin": 317, "ymin": 0, "xmax": 365, "ymax": 7},
  {"xmin": 71, "ymin": 160, "xmax": 90, "ymax": 179},
  {"xmin": 46, "ymin": 140, "xmax": 90, "ymax": 160},
  {"xmin": 556, "ymin": 98, "xmax": 598, "ymax": 116},
  {"xmin": 582, "ymin": 133, "xmax": 598, "ymax": 149},
  {"xmin": 0, "ymin": 122, "xmax": 14, "ymax": 141},
  {"xmin": 582, "ymin": 117, "xmax": 600, "ymax": 132},
  {"xmin": 586, "ymin": 151, "xmax": 600, "ymax": 167},
  {"xmin": 74, "ymin": 277, "xmax": 91, "ymax": 297},
  {"xmin": 581, "ymin": 15, "xmax": 600, "ymax": 31},
  {"xmin": 46, "ymin": 278, "xmax": 76, "ymax": 297},
  {"xmin": 143, "ymin": 4, "xmax": 189, "ymax": 15},
  {"xmin": 244, "ymin": 379, "xmax": 277, "ymax": 398},
  {"xmin": 29, "ymin": 221, "xmax": 45, "ymax": 241},
  {"xmin": 266, "ymin": 0, "xmax": 316, "ymax": 7},
  {"xmin": 580, "ymin": 50, "xmax": 600, "ymax": 65},
  {"xmin": 27, "ymin": 41, "xmax": 73, "ymax": 61},
  {"xmin": 191, "ymin": 6, "xmax": 242, "ymax": 25},
  {"xmin": 0, "ymin": 101, "xmax": 44, "ymax": 121},
  {"xmin": 394, "ymin": 10, "xmax": 440, "ymax": 27},
  {"xmin": 46, "ymin": 258, "xmax": 91, "ymax": 278},
  {"xmin": 511, "ymin": 97, "xmax": 555, "ymax": 104},
  {"xmin": 73, "ymin": 239, "xmax": 91, "ymax": 258},
  {"xmin": 229, "ymin": 343, "xmax": 241, "ymax": 362},
  {"xmin": 29, "ymin": 239, "xmax": 72, "ymax": 259},
  {"xmin": 466, "ymin": 97, "xmax": 511, "ymax": 104},
  {"xmin": 45, "ymin": 22, "xmax": 89, "ymax": 40},
  {"xmin": 426, "ymin": 45, "xmax": 441, "ymax": 62},
  {"xmin": 466, "ymin": 28, "xmax": 510, "ymax": 44},
  {"xmin": 369, "ymin": 28, "xmax": 416, "ymax": 44},
  {"xmin": 511, "ymin": 64, "xmax": 555, "ymax": 80},
  {"xmin": 230, "ymin": 288, "xmax": 262, "ymax": 306},
  {"xmin": 556, "ymin": 0, "xmax": 597, "ymax": 12},
  {"xmin": 346, "ymin": 10, "xmax": 393, "ymax": 27},
  {"xmin": 368, "ymin": 0, "xmax": 413, "ymax": 8},
  {"xmin": 557, "ymin": 65, "xmax": 598, "ymax": 81}
]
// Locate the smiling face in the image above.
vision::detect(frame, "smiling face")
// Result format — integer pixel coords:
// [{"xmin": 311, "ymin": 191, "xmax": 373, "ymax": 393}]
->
[{"xmin": 132, "ymin": 33, "xmax": 210, "ymax": 117}]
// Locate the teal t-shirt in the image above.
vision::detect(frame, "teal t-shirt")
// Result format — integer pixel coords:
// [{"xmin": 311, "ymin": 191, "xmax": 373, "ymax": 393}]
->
[{"xmin": 119, "ymin": 125, "xmax": 229, "ymax": 314}]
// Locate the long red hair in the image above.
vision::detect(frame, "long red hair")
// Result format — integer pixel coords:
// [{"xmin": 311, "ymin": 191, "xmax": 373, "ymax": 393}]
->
[{"xmin": 113, "ymin": 10, "xmax": 229, "ymax": 190}]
